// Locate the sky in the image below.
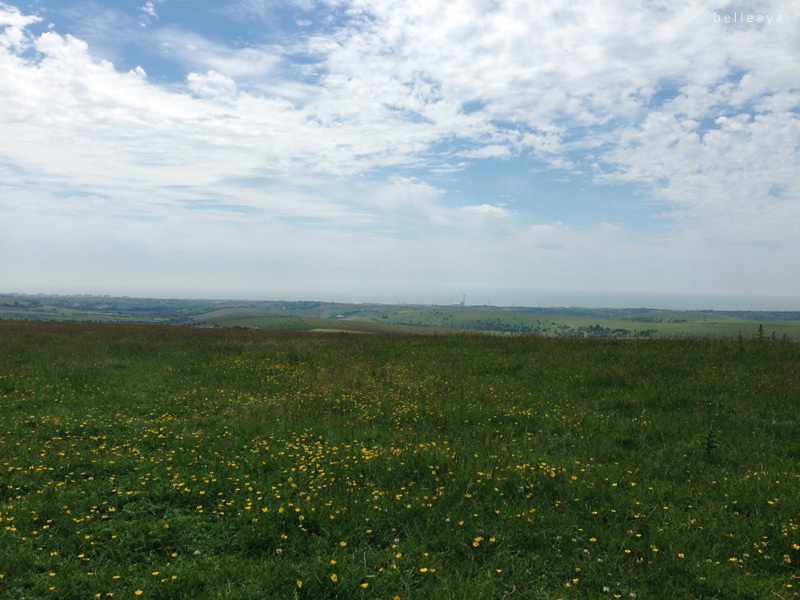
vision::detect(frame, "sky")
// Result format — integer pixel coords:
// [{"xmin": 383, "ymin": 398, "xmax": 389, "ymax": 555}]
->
[{"xmin": 1, "ymin": 1, "xmax": 799, "ymax": 310}]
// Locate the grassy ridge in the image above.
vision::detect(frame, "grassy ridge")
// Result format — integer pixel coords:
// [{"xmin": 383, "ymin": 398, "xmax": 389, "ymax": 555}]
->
[{"xmin": 1, "ymin": 322, "xmax": 798, "ymax": 598}]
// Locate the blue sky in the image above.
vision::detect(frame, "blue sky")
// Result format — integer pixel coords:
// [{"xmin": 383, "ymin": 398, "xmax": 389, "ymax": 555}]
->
[{"xmin": 1, "ymin": 1, "xmax": 799, "ymax": 309}]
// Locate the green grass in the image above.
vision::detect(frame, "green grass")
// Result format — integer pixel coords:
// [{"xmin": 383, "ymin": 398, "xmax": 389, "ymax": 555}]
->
[{"xmin": 1, "ymin": 322, "xmax": 798, "ymax": 599}]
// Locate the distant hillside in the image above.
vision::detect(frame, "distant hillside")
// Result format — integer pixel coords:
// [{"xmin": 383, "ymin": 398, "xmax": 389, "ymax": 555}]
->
[{"xmin": 2, "ymin": 293, "xmax": 799, "ymax": 339}]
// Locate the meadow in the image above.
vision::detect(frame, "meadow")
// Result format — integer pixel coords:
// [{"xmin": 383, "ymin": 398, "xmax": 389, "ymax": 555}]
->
[{"xmin": 0, "ymin": 322, "xmax": 798, "ymax": 599}]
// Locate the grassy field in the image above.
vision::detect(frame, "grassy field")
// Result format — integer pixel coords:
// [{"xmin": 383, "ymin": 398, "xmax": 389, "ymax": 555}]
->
[{"xmin": 1, "ymin": 322, "xmax": 798, "ymax": 599}]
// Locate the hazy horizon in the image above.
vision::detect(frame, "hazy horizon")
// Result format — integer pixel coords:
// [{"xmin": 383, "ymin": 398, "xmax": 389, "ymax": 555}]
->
[
  {"xmin": 5, "ymin": 288, "xmax": 798, "ymax": 313},
  {"xmin": 2, "ymin": 2, "xmax": 799, "ymax": 308}
]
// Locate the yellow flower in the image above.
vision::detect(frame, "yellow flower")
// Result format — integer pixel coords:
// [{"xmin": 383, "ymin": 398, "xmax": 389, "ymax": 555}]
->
[
  {"xmin": 296, "ymin": 580, "xmax": 303, "ymax": 588},
  {"xmin": 360, "ymin": 582, "xmax": 369, "ymax": 588},
  {"xmin": 135, "ymin": 592, "xmax": 143, "ymax": 597},
  {"xmin": 330, "ymin": 573, "xmax": 338, "ymax": 583},
  {"xmin": 339, "ymin": 541, "xmax": 347, "ymax": 547}
]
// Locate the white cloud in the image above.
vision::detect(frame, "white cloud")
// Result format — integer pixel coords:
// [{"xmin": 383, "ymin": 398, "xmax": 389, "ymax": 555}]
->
[
  {"xmin": 140, "ymin": 2, "xmax": 157, "ymax": 19},
  {"xmin": 463, "ymin": 204, "xmax": 513, "ymax": 218},
  {"xmin": 0, "ymin": 2, "xmax": 40, "ymax": 49},
  {"xmin": 187, "ymin": 70, "xmax": 238, "ymax": 98},
  {"xmin": 458, "ymin": 145, "xmax": 512, "ymax": 160},
  {"xmin": 156, "ymin": 29, "xmax": 283, "ymax": 79}
]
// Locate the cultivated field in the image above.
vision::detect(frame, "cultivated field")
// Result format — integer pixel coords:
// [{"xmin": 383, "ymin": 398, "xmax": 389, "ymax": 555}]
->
[{"xmin": 1, "ymin": 322, "xmax": 798, "ymax": 599}]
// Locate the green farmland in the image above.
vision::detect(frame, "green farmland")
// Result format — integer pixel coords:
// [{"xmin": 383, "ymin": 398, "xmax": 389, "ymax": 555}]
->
[
  {"xmin": 1, "ymin": 321, "xmax": 798, "ymax": 598},
  {"xmin": 3, "ymin": 294, "xmax": 799, "ymax": 339}
]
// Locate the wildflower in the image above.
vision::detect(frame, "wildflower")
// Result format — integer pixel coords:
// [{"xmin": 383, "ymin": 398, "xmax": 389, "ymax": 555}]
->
[
  {"xmin": 135, "ymin": 592, "xmax": 143, "ymax": 597},
  {"xmin": 360, "ymin": 582, "xmax": 369, "ymax": 588},
  {"xmin": 330, "ymin": 573, "xmax": 338, "ymax": 582},
  {"xmin": 296, "ymin": 580, "xmax": 302, "ymax": 588}
]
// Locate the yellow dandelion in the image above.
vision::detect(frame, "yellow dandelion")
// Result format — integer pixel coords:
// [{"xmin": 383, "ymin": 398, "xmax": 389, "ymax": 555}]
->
[{"xmin": 330, "ymin": 573, "xmax": 338, "ymax": 583}]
